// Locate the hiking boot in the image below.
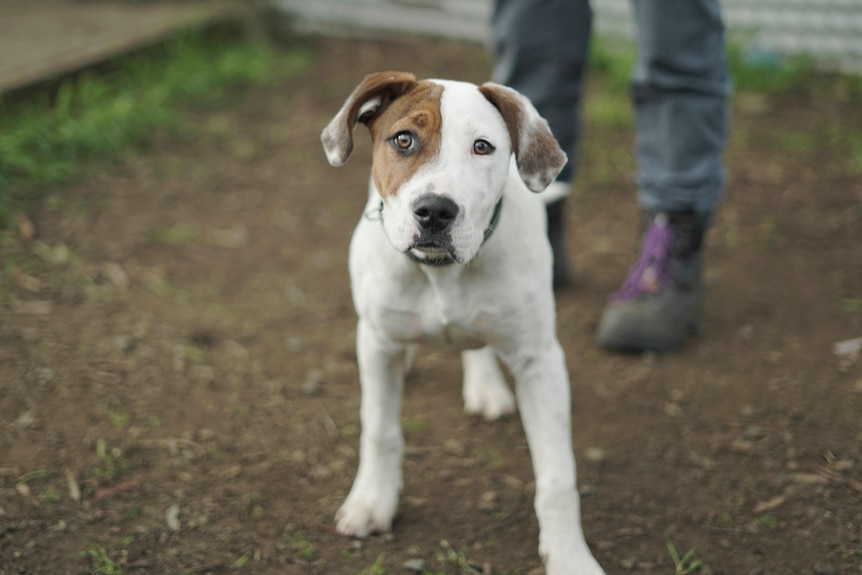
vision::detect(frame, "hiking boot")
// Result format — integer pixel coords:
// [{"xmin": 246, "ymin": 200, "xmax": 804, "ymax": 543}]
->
[
  {"xmin": 596, "ymin": 210, "xmax": 706, "ymax": 352},
  {"xmin": 547, "ymin": 199, "xmax": 572, "ymax": 289}
]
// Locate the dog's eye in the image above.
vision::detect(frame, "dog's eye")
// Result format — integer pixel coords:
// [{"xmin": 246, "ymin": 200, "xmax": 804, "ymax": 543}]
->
[
  {"xmin": 473, "ymin": 139, "xmax": 494, "ymax": 156},
  {"xmin": 392, "ymin": 131, "xmax": 415, "ymax": 151}
]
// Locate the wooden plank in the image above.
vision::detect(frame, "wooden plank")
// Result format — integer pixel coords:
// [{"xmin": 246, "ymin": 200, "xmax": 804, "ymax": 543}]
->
[{"xmin": 0, "ymin": 0, "xmax": 246, "ymax": 94}]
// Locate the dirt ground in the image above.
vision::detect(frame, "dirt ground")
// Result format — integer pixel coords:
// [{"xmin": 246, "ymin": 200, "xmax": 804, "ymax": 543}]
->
[{"xmin": 1, "ymin": 36, "xmax": 861, "ymax": 575}]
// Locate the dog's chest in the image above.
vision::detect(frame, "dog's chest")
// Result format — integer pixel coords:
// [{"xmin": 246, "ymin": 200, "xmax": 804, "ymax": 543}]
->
[{"xmin": 366, "ymin": 281, "xmax": 490, "ymax": 350}]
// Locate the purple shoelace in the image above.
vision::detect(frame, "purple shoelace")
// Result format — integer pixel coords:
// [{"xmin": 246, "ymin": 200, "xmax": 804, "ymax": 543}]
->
[{"xmin": 610, "ymin": 214, "xmax": 675, "ymax": 303}]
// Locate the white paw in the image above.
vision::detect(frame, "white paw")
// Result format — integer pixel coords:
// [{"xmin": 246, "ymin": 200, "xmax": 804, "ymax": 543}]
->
[
  {"xmin": 463, "ymin": 381, "xmax": 516, "ymax": 420},
  {"xmin": 539, "ymin": 532, "xmax": 605, "ymax": 575},
  {"xmin": 462, "ymin": 348, "xmax": 516, "ymax": 421},
  {"xmin": 541, "ymin": 551, "xmax": 605, "ymax": 575},
  {"xmin": 335, "ymin": 489, "xmax": 398, "ymax": 538}
]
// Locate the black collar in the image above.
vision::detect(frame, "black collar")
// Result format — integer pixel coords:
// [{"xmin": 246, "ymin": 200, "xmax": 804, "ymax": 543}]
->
[{"xmin": 398, "ymin": 197, "xmax": 503, "ymax": 267}]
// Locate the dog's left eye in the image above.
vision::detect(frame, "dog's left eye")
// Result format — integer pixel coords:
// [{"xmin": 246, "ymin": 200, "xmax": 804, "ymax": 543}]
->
[{"xmin": 473, "ymin": 139, "xmax": 495, "ymax": 156}]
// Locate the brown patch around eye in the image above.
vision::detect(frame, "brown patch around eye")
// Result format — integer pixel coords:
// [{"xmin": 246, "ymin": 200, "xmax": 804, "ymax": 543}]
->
[{"xmin": 368, "ymin": 82, "xmax": 444, "ymax": 199}]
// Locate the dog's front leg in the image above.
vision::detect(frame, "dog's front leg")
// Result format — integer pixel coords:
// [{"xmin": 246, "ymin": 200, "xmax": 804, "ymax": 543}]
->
[
  {"xmin": 509, "ymin": 341, "xmax": 605, "ymax": 575},
  {"xmin": 336, "ymin": 319, "xmax": 406, "ymax": 538}
]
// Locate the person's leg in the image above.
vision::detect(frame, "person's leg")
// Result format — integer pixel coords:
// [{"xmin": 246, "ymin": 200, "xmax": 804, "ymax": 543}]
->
[
  {"xmin": 596, "ymin": 0, "xmax": 730, "ymax": 351},
  {"xmin": 491, "ymin": 0, "xmax": 592, "ymax": 288}
]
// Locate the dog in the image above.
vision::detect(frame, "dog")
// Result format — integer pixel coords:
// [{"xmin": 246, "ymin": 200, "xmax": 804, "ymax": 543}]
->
[{"xmin": 321, "ymin": 71, "xmax": 604, "ymax": 575}]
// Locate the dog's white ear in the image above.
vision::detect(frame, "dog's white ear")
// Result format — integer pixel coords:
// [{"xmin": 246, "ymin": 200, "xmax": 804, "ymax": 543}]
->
[
  {"xmin": 478, "ymin": 83, "xmax": 567, "ymax": 193},
  {"xmin": 321, "ymin": 71, "xmax": 417, "ymax": 167}
]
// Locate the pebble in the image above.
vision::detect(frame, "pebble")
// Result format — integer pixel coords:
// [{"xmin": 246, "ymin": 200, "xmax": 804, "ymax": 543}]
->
[
  {"xmin": 165, "ymin": 504, "xmax": 181, "ymax": 531},
  {"xmin": 12, "ymin": 300, "xmax": 53, "ymax": 315},
  {"xmin": 584, "ymin": 447, "xmax": 607, "ymax": 462},
  {"xmin": 406, "ymin": 559, "xmax": 430, "ymax": 573},
  {"xmin": 579, "ymin": 484, "xmax": 598, "ymax": 498},
  {"xmin": 301, "ymin": 368, "xmax": 324, "ymax": 395},
  {"xmin": 102, "ymin": 262, "xmax": 129, "ymax": 290},
  {"xmin": 478, "ymin": 490, "xmax": 498, "ymax": 512},
  {"xmin": 209, "ymin": 225, "xmax": 248, "ymax": 249}
]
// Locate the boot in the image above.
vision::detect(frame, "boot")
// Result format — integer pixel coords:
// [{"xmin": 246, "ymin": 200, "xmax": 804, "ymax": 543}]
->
[
  {"xmin": 547, "ymin": 199, "xmax": 572, "ymax": 289},
  {"xmin": 596, "ymin": 210, "xmax": 706, "ymax": 352}
]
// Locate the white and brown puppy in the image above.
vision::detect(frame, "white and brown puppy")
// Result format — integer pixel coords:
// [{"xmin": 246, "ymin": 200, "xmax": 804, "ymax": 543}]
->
[{"xmin": 321, "ymin": 71, "xmax": 604, "ymax": 575}]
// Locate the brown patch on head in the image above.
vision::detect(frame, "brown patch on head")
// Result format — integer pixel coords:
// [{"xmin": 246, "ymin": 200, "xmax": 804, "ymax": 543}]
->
[
  {"xmin": 478, "ymin": 83, "xmax": 566, "ymax": 192},
  {"xmin": 365, "ymin": 81, "xmax": 444, "ymax": 199},
  {"xmin": 321, "ymin": 71, "xmax": 418, "ymax": 167}
]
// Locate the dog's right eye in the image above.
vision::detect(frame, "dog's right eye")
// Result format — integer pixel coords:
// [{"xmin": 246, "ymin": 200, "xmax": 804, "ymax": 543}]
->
[{"xmin": 392, "ymin": 131, "xmax": 415, "ymax": 152}]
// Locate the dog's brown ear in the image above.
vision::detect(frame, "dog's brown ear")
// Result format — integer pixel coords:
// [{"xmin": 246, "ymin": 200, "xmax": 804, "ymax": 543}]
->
[
  {"xmin": 478, "ymin": 82, "xmax": 567, "ymax": 192},
  {"xmin": 321, "ymin": 71, "xmax": 418, "ymax": 167}
]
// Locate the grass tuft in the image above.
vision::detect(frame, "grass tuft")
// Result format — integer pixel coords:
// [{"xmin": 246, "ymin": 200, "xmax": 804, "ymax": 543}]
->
[
  {"xmin": 0, "ymin": 30, "xmax": 310, "ymax": 226},
  {"xmin": 81, "ymin": 544, "xmax": 124, "ymax": 575},
  {"xmin": 355, "ymin": 553, "xmax": 388, "ymax": 575},
  {"xmin": 664, "ymin": 531, "xmax": 704, "ymax": 575}
]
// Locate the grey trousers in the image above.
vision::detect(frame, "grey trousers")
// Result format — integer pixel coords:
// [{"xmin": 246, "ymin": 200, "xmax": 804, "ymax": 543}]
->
[{"xmin": 492, "ymin": 0, "xmax": 730, "ymax": 217}]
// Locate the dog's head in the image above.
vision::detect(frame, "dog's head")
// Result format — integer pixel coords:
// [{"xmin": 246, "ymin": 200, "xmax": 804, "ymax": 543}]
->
[{"xmin": 321, "ymin": 71, "xmax": 566, "ymax": 264}]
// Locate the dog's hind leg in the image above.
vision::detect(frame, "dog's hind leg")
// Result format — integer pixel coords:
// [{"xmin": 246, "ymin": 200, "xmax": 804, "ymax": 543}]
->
[{"xmin": 462, "ymin": 346, "xmax": 516, "ymax": 421}]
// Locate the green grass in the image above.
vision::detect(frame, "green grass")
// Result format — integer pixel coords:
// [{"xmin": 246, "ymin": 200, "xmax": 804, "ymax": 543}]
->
[
  {"xmin": 287, "ymin": 533, "xmax": 318, "ymax": 561},
  {"xmin": 355, "ymin": 554, "xmax": 388, "ymax": 575},
  {"xmin": 434, "ymin": 540, "xmax": 481, "ymax": 574},
  {"xmin": 664, "ymin": 532, "xmax": 704, "ymax": 575},
  {"xmin": 81, "ymin": 545, "xmax": 124, "ymax": 575},
  {"xmin": 0, "ymin": 29, "xmax": 310, "ymax": 226},
  {"xmin": 94, "ymin": 438, "xmax": 128, "ymax": 482}
]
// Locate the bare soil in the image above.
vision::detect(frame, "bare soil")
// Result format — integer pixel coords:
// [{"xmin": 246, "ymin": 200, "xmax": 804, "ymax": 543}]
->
[{"xmin": 2, "ymin": 36, "xmax": 861, "ymax": 575}]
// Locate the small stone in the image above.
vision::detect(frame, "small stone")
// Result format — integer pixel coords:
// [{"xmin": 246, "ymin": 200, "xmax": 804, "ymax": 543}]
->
[
  {"xmin": 740, "ymin": 405, "xmax": 761, "ymax": 419},
  {"xmin": 402, "ymin": 558, "xmax": 426, "ymax": 572},
  {"xmin": 584, "ymin": 447, "xmax": 606, "ymax": 462},
  {"xmin": 301, "ymin": 368, "xmax": 324, "ymax": 395},
  {"xmin": 12, "ymin": 300, "xmax": 53, "ymax": 315},
  {"xmin": 103, "ymin": 262, "xmax": 129, "ymax": 290},
  {"xmin": 14, "ymin": 411, "xmax": 35, "ymax": 429},
  {"xmin": 17, "ymin": 212, "xmax": 35, "ymax": 240},
  {"xmin": 579, "ymin": 484, "xmax": 598, "ymax": 498},
  {"xmin": 664, "ymin": 402, "xmax": 682, "ymax": 417},
  {"xmin": 114, "ymin": 335, "xmax": 133, "ymax": 353},
  {"xmin": 478, "ymin": 490, "xmax": 498, "ymax": 512},
  {"xmin": 209, "ymin": 225, "xmax": 248, "ymax": 249},
  {"xmin": 166, "ymin": 504, "xmax": 181, "ymax": 531},
  {"xmin": 35, "ymin": 367, "xmax": 54, "ymax": 383},
  {"xmin": 12, "ymin": 269, "xmax": 41, "ymax": 292}
]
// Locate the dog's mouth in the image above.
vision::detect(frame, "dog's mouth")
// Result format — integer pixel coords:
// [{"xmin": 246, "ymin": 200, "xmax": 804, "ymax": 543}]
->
[{"xmin": 407, "ymin": 233, "xmax": 458, "ymax": 264}]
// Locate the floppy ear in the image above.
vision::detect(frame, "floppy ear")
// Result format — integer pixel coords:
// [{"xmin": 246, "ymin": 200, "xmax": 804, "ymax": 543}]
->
[
  {"xmin": 478, "ymin": 82, "xmax": 567, "ymax": 192},
  {"xmin": 321, "ymin": 71, "xmax": 417, "ymax": 167}
]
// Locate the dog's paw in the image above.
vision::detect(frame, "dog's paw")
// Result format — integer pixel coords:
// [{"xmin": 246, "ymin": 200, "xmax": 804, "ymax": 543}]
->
[
  {"xmin": 335, "ymin": 492, "xmax": 397, "ymax": 538},
  {"xmin": 539, "ymin": 530, "xmax": 605, "ymax": 575},
  {"xmin": 464, "ymin": 381, "xmax": 516, "ymax": 421},
  {"xmin": 540, "ymin": 548, "xmax": 605, "ymax": 575},
  {"xmin": 462, "ymin": 348, "xmax": 516, "ymax": 421}
]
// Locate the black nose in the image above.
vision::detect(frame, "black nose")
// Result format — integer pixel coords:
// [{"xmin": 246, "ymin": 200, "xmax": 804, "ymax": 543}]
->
[{"xmin": 412, "ymin": 194, "xmax": 459, "ymax": 231}]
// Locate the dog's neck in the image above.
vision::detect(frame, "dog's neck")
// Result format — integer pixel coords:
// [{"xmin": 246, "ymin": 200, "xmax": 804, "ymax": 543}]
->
[{"xmin": 388, "ymin": 197, "xmax": 503, "ymax": 267}]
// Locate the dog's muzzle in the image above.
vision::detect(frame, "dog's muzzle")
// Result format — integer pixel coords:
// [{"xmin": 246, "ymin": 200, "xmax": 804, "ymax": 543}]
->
[
  {"xmin": 376, "ymin": 193, "xmax": 503, "ymax": 267},
  {"xmin": 408, "ymin": 193, "xmax": 459, "ymax": 261}
]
